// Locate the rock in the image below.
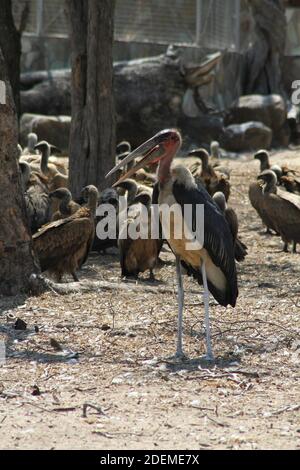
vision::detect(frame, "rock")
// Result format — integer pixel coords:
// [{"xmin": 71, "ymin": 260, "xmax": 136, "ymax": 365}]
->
[
  {"xmin": 221, "ymin": 121, "xmax": 272, "ymax": 152},
  {"xmin": 224, "ymin": 94, "xmax": 287, "ymax": 146},
  {"xmin": 178, "ymin": 115, "xmax": 224, "ymax": 148},
  {"xmin": 20, "ymin": 113, "xmax": 71, "ymax": 153}
]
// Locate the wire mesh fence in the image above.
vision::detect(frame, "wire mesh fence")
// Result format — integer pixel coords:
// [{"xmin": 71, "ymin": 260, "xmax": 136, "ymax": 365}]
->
[{"xmin": 13, "ymin": 0, "xmax": 241, "ymax": 51}]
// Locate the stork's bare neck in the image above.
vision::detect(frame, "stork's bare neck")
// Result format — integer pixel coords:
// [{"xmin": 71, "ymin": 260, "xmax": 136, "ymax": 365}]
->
[{"xmin": 157, "ymin": 143, "xmax": 179, "ymax": 185}]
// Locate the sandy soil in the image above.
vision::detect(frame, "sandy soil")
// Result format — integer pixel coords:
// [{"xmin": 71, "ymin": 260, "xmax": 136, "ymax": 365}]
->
[{"xmin": 0, "ymin": 149, "xmax": 299, "ymax": 450}]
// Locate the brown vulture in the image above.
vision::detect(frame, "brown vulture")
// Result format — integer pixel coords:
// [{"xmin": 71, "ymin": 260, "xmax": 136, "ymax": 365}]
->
[
  {"xmin": 258, "ymin": 170, "xmax": 300, "ymax": 253},
  {"xmin": 33, "ymin": 185, "xmax": 98, "ymax": 282},
  {"xmin": 118, "ymin": 191, "xmax": 162, "ymax": 280},
  {"xmin": 188, "ymin": 148, "xmax": 230, "ymax": 201},
  {"xmin": 50, "ymin": 188, "xmax": 81, "ymax": 221}
]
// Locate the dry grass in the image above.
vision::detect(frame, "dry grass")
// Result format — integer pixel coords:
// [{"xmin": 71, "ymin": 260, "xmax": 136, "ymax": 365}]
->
[{"xmin": 0, "ymin": 149, "xmax": 299, "ymax": 450}]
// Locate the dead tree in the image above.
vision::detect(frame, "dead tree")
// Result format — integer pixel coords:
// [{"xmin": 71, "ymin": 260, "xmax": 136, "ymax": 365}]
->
[
  {"xmin": 0, "ymin": 47, "xmax": 38, "ymax": 295},
  {"xmin": 66, "ymin": 0, "xmax": 116, "ymax": 198}
]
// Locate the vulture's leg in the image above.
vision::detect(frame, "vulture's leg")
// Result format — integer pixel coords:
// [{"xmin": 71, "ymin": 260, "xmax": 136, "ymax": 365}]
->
[
  {"xmin": 201, "ymin": 261, "xmax": 214, "ymax": 361},
  {"xmin": 175, "ymin": 255, "xmax": 185, "ymax": 358},
  {"xmin": 149, "ymin": 268, "xmax": 155, "ymax": 281},
  {"xmin": 292, "ymin": 242, "xmax": 297, "ymax": 254},
  {"xmin": 72, "ymin": 272, "xmax": 79, "ymax": 282}
]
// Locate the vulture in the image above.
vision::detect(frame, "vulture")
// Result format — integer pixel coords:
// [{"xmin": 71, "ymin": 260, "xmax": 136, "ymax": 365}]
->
[
  {"xmin": 248, "ymin": 177, "xmax": 278, "ymax": 235},
  {"xmin": 210, "ymin": 141, "xmax": 221, "ymax": 161},
  {"xmin": 33, "ymin": 185, "xmax": 98, "ymax": 282},
  {"xmin": 19, "ymin": 161, "xmax": 51, "ymax": 234},
  {"xmin": 91, "ymin": 187, "xmax": 119, "ymax": 253},
  {"xmin": 254, "ymin": 149, "xmax": 300, "ymax": 188},
  {"xmin": 22, "ymin": 132, "xmax": 38, "ymax": 156},
  {"xmin": 188, "ymin": 148, "xmax": 231, "ymax": 201},
  {"xmin": 115, "ymin": 178, "xmax": 152, "ymax": 202},
  {"xmin": 33, "ymin": 141, "xmax": 68, "ymax": 190},
  {"xmin": 114, "ymin": 179, "xmax": 139, "ymax": 202},
  {"xmin": 50, "ymin": 188, "xmax": 81, "ymax": 221},
  {"xmin": 20, "ymin": 137, "xmax": 67, "ymax": 174},
  {"xmin": 213, "ymin": 192, "xmax": 248, "ymax": 262},
  {"xmin": 118, "ymin": 191, "xmax": 162, "ymax": 279},
  {"xmin": 107, "ymin": 129, "xmax": 238, "ymax": 360},
  {"xmin": 258, "ymin": 170, "xmax": 300, "ymax": 253},
  {"xmin": 254, "ymin": 150, "xmax": 271, "ymax": 172},
  {"xmin": 280, "ymin": 175, "xmax": 300, "ymax": 194}
]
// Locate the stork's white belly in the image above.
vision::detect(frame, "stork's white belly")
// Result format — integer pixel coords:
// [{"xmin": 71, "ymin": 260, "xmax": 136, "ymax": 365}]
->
[{"xmin": 158, "ymin": 182, "xmax": 226, "ymax": 292}]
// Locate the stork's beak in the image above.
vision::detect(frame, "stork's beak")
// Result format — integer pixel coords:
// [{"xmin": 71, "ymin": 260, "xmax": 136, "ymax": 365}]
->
[{"xmin": 106, "ymin": 129, "xmax": 181, "ymax": 187}]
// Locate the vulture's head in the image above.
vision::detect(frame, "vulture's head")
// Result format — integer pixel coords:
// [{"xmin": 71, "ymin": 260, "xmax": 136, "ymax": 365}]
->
[
  {"xmin": 49, "ymin": 188, "xmax": 72, "ymax": 202},
  {"xmin": 27, "ymin": 132, "xmax": 38, "ymax": 150},
  {"xmin": 34, "ymin": 140, "xmax": 61, "ymax": 155},
  {"xmin": 254, "ymin": 150, "xmax": 270, "ymax": 169},
  {"xmin": 133, "ymin": 191, "xmax": 152, "ymax": 208},
  {"xmin": 116, "ymin": 140, "xmax": 131, "ymax": 156},
  {"xmin": 270, "ymin": 164, "xmax": 283, "ymax": 182},
  {"xmin": 82, "ymin": 185, "xmax": 99, "ymax": 202},
  {"xmin": 257, "ymin": 170, "xmax": 277, "ymax": 193},
  {"xmin": 213, "ymin": 191, "xmax": 226, "ymax": 213},
  {"xmin": 171, "ymin": 165, "xmax": 196, "ymax": 190},
  {"xmin": 188, "ymin": 148, "xmax": 209, "ymax": 163},
  {"xmin": 210, "ymin": 141, "xmax": 221, "ymax": 159}
]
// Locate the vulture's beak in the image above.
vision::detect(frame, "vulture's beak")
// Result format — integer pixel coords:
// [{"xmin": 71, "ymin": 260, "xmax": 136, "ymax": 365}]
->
[
  {"xmin": 257, "ymin": 172, "xmax": 273, "ymax": 194},
  {"xmin": 106, "ymin": 129, "xmax": 181, "ymax": 187}
]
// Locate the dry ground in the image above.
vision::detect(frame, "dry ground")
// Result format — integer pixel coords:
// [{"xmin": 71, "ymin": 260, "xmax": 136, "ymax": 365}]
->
[{"xmin": 0, "ymin": 149, "xmax": 299, "ymax": 450}]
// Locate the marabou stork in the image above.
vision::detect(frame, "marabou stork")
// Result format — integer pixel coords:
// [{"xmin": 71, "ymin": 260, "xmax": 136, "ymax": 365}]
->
[{"xmin": 106, "ymin": 129, "xmax": 238, "ymax": 360}]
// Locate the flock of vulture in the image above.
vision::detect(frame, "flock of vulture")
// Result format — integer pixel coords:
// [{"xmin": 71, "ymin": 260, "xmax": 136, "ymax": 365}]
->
[
  {"xmin": 18, "ymin": 131, "xmax": 300, "ymax": 287},
  {"xmin": 17, "ymin": 128, "xmax": 300, "ymax": 358}
]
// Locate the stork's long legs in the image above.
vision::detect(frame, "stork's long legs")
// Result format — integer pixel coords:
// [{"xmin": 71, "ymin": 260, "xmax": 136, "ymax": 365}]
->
[
  {"xmin": 201, "ymin": 261, "xmax": 214, "ymax": 361},
  {"xmin": 175, "ymin": 255, "xmax": 184, "ymax": 358}
]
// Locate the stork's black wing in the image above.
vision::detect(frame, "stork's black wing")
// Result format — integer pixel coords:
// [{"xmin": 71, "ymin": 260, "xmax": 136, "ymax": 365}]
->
[{"xmin": 173, "ymin": 182, "xmax": 238, "ymax": 307}]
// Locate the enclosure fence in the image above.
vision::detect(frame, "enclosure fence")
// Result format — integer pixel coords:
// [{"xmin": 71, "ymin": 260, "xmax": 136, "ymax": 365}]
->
[{"xmin": 13, "ymin": 0, "xmax": 241, "ymax": 51}]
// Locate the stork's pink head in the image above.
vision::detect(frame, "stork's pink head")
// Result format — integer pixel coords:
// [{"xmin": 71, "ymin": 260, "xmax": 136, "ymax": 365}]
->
[{"xmin": 106, "ymin": 129, "xmax": 182, "ymax": 186}]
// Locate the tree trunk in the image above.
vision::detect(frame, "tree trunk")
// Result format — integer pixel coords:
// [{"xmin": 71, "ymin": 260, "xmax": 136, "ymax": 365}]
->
[
  {"xmin": 66, "ymin": 0, "xmax": 116, "ymax": 199},
  {"xmin": 0, "ymin": 47, "xmax": 38, "ymax": 296},
  {"xmin": 0, "ymin": 0, "xmax": 21, "ymax": 115},
  {"xmin": 242, "ymin": 0, "xmax": 287, "ymax": 96}
]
